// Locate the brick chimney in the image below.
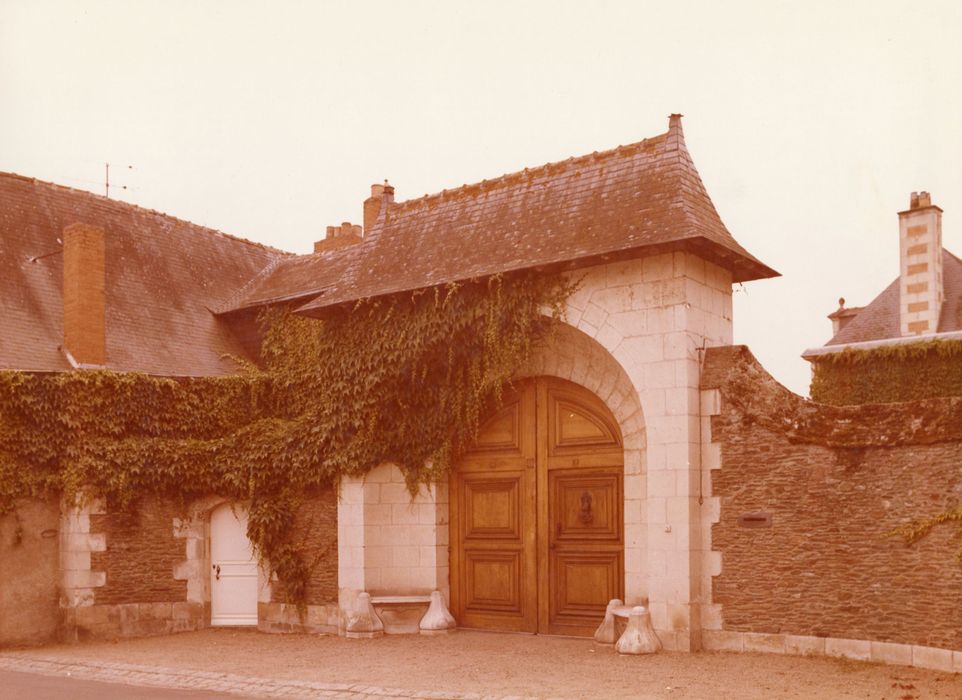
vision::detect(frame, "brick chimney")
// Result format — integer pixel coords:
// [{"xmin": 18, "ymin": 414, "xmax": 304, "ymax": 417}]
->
[
  {"xmin": 62, "ymin": 222, "xmax": 106, "ymax": 366},
  {"xmin": 898, "ymin": 191, "xmax": 944, "ymax": 336},
  {"xmin": 313, "ymin": 221, "xmax": 362, "ymax": 253},
  {"xmin": 363, "ymin": 181, "xmax": 395, "ymax": 233}
]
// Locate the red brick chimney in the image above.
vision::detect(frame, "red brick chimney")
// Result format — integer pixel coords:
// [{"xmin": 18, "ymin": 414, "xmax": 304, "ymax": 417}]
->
[
  {"xmin": 363, "ymin": 181, "xmax": 395, "ymax": 233},
  {"xmin": 62, "ymin": 222, "xmax": 106, "ymax": 366}
]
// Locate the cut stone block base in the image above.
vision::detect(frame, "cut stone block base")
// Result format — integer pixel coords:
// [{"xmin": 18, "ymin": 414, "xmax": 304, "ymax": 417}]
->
[{"xmin": 258, "ymin": 602, "xmax": 338, "ymax": 635}]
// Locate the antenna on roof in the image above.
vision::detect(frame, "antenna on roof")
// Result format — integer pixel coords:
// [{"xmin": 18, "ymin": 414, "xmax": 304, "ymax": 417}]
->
[{"xmin": 105, "ymin": 163, "xmax": 133, "ymax": 198}]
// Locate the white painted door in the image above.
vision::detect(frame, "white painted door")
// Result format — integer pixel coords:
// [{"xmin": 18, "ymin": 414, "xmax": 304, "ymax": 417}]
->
[{"xmin": 210, "ymin": 503, "xmax": 259, "ymax": 626}]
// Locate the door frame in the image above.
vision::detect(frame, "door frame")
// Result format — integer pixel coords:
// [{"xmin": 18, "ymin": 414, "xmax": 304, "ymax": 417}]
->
[
  {"xmin": 209, "ymin": 502, "xmax": 260, "ymax": 627},
  {"xmin": 450, "ymin": 376, "xmax": 624, "ymax": 636}
]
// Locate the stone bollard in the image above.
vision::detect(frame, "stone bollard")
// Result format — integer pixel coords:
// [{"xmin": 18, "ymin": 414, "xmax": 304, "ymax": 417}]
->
[
  {"xmin": 614, "ymin": 606, "xmax": 661, "ymax": 655},
  {"xmin": 346, "ymin": 592, "xmax": 384, "ymax": 639},
  {"xmin": 419, "ymin": 590, "xmax": 457, "ymax": 634},
  {"xmin": 593, "ymin": 598, "xmax": 623, "ymax": 644}
]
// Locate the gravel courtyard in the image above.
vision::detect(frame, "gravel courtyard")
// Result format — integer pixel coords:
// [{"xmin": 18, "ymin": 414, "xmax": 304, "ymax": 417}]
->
[{"xmin": 4, "ymin": 628, "xmax": 961, "ymax": 700}]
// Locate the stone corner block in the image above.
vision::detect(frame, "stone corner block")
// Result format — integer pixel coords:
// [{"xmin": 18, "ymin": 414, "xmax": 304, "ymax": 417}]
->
[
  {"xmin": 869, "ymin": 641, "xmax": 911, "ymax": 666},
  {"xmin": 912, "ymin": 645, "xmax": 954, "ymax": 672},
  {"xmin": 785, "ymin": 635, "xmax": 825, "ymax": 656},
  {"xmin": 825, "ymin": 637, "xmax": 871, "ymax": 661},
  {"xmin": 699, "ymin": 389, "xmax": 721, "ymax": 417},
  {"xmin": 743, "ymin": 632, "xmax": 786, "ymax": 655},
  {"xmin": 702, "ymin": 629, "xmax": 745, "ymax": 652}
]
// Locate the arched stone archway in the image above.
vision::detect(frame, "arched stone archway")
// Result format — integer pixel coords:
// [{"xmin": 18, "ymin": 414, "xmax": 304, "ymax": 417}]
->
[{"xmin": 517, "ymin": 321, "xmax": 648, "ymax": 606}]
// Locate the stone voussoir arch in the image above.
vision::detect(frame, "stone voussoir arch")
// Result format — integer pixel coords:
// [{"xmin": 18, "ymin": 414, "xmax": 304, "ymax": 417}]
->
[{"xmin": 517, "ymin": 320, "xmax": 646, "ymax": 463}]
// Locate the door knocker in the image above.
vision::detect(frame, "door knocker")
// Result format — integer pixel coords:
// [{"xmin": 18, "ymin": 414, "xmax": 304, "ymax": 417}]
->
[
  {"xmin": 213, "ymin": 564, "xmax": 221, "ymax": 581},
  {"xmin": 579, "ymin": 491, "xmax": 594, "ymax": 524}
]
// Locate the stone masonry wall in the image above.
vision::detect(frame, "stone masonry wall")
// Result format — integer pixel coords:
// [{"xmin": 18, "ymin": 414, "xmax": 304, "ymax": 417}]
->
[
  {"xmin": 259, "ymin": 489, "xmax": 340, "ymax": 635},
  {"xmin": 270, "ymin": 488, "xmax": 338, "ymax": 606},
  {"xmin": 0, "ymin": 499, "xmax": 60, "ymax": 647},
  {"xmin": 702, "ymin": 345, "xmax": 962, "ymax": 651},
  {"xmin": 90, "ymin": 499, "xmax": 187, "ymax": 605}
]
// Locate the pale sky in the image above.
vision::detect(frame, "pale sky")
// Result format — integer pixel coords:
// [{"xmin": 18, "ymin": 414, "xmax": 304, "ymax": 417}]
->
[{"xmin": 2, "ymin": 0, "xmax": 961, "ymax": 396}]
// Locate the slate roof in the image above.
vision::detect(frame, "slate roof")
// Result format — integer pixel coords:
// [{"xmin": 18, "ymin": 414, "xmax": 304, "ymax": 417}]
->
[
  {"xmin": 218, "ymin": 115, "xmax": 776, "ymax": 316},
  {"xmin": 822, "ymin": 249, "xmax": 962, "ymax": 346},
  {"xmin": 0, "ymin": 172, "xmax": 287, "ymax": 375}
]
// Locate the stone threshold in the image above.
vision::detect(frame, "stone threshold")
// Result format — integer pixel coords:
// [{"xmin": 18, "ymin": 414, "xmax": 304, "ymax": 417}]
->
[
  {"xmin": 703, "ymin": 630, "xmax": 962, "ymax": 674},
  {"xmin": 0, "ymin": 653, "xmax": 552, "ymax": 700}
]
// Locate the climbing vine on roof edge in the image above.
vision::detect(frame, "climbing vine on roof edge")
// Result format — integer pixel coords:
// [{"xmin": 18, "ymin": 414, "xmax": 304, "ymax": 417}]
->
[
  {"xmin": 810, "ymin": 338, "xmax": 962, "ymax": 405},
  {"xmin": 0, "ymin": 272, "xmax": 574, "ymax": 608}
]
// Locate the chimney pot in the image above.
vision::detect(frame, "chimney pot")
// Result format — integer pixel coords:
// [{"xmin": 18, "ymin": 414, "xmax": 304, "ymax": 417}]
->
[
  {"xmin": 918, "ymin": 191, "xmax": 931, "ymax": 208},
  {"xmin": 910, "ymin": 192, "xmax": 920, "ymax": 209},
  {"xmin": 364, "ymin": 180, "xmax": 395, "ymax": 232}
]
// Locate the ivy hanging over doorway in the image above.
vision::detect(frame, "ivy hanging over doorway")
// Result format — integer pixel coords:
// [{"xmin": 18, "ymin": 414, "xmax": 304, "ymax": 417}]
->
[{"xmin": 0, "ymin": 271, "xmax": 574, "ymax": 607}]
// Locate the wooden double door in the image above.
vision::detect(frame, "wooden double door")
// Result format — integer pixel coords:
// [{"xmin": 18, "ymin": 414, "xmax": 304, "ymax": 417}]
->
[{"xmin": 450, "ymin": 377, "xmax": 624, "ymax": 636}]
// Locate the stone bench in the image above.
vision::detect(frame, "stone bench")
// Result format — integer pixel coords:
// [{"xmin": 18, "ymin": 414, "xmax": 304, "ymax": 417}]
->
[
  {"xmin": 346, "ymin": 591, "xmax": 456, "ymax": 638},
  {"xmin": 593, "ymin": 598, "xmax": 661, "ymax": 654}
]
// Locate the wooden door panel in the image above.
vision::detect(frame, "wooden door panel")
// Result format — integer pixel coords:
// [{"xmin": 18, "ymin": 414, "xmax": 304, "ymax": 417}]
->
[
  {"xmin": 210, "ymin": 504, "xmax": 258, "ymax": 627},
  {"xmin": 550, "ymin": 469, "xmax": 622, "ymax": 543},
  {"xmin": 550, "ymin": 551, "xmax": 622, "ymax": 630},
  {"xmin": 548, "ymin": 389, "xmax": 621, "ymax": 456},
  {"xmin": 462, "ymin": 474, "xmax": 522, "ymax": 541},
  {"xmin": 553, "ymin": 400, "xmax": 619, "ymax": 449},
  {"xmin": 451, "ymin": 384, "xmax": 537, "ymax": 633},
  {"xmin": 541, "ymin": 378, "xmax": 624, "ymax": 636},
  {"xmin": 464, "ymin": 550, "xmax": 523, "ymax": 614},
  {"xmin": 472, "ymin": 400, "xmax": 523, "ymax": 453}
]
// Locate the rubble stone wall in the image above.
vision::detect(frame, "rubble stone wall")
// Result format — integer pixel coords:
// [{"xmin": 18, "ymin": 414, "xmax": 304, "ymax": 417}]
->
[{"xmin": 702, "ymin": 346, "xmax": 962, "ymax": 652}]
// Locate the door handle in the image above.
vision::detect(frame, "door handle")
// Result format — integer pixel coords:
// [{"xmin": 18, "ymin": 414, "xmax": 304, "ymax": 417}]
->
[{"xmin": 213, "ymin": 564, "xmax": 221, "ymax": 581}]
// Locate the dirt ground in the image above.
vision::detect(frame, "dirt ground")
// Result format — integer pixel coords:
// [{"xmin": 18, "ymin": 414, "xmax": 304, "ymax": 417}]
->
[{"xmin": 6, "ymin": 628, "xmax": 962, "ymax": 700}]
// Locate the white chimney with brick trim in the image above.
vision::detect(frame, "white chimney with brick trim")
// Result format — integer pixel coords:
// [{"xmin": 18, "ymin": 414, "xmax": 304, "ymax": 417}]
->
[{"xmin": 897, "ymin": 191, "xmax": 944, "ymax": 336}]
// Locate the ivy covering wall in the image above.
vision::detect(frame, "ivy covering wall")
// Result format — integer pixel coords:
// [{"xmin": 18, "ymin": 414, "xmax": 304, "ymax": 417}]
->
[
  {"xmin": 0, "ymin": 272, "xmax": 572, "ymax": 606},
  {"xmin": 810, "ymin": 339, "xmax": 962, "ymax": 405}
]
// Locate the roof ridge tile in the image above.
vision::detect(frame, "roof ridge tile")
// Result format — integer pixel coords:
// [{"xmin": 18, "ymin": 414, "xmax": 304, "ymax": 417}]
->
[{"xmin": 0, "ymin": 171, "xmax": 293, "ymax": 257}]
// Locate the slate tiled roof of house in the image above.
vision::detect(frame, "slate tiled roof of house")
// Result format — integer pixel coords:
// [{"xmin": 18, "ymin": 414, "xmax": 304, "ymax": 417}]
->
[
  {"xmin": 0, "ymin": 172, "xmax": 288, "ymax": 375},
  {"xmin": 218, "ymin": 115, "xmax": 777, "ymax": 317},
  {"xmin": 824, "ymin": 249, "xmax": 962, "ymax": 346}
]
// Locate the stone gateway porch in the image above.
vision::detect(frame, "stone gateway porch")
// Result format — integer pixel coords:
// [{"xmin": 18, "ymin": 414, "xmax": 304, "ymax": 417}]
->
[{"xmin": 336, "ymin": 249, "xmax": 737, "ymax": 652}]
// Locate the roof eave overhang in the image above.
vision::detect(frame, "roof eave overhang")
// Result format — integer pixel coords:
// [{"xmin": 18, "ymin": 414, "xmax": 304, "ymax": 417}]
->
[
  {"xmin": 294, "ymin": 235, "xmax": 779, "ymax": 319},
  {"xmin": 801, "ymin": 329, "xmax": 962, "ymax": 361},
  {"xmin": 212, "ymin": 290, "xmax": 326, "ymax": 317}
]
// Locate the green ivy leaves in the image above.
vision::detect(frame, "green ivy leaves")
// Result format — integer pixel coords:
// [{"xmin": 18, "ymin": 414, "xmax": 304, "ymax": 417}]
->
[
  {"xmin": 811, "ymin": 339, "xmax": 962, "ymax": 405},
  {"xmin": 0, "ymin": 271, "xmax": 572, "ymax": 607}
]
